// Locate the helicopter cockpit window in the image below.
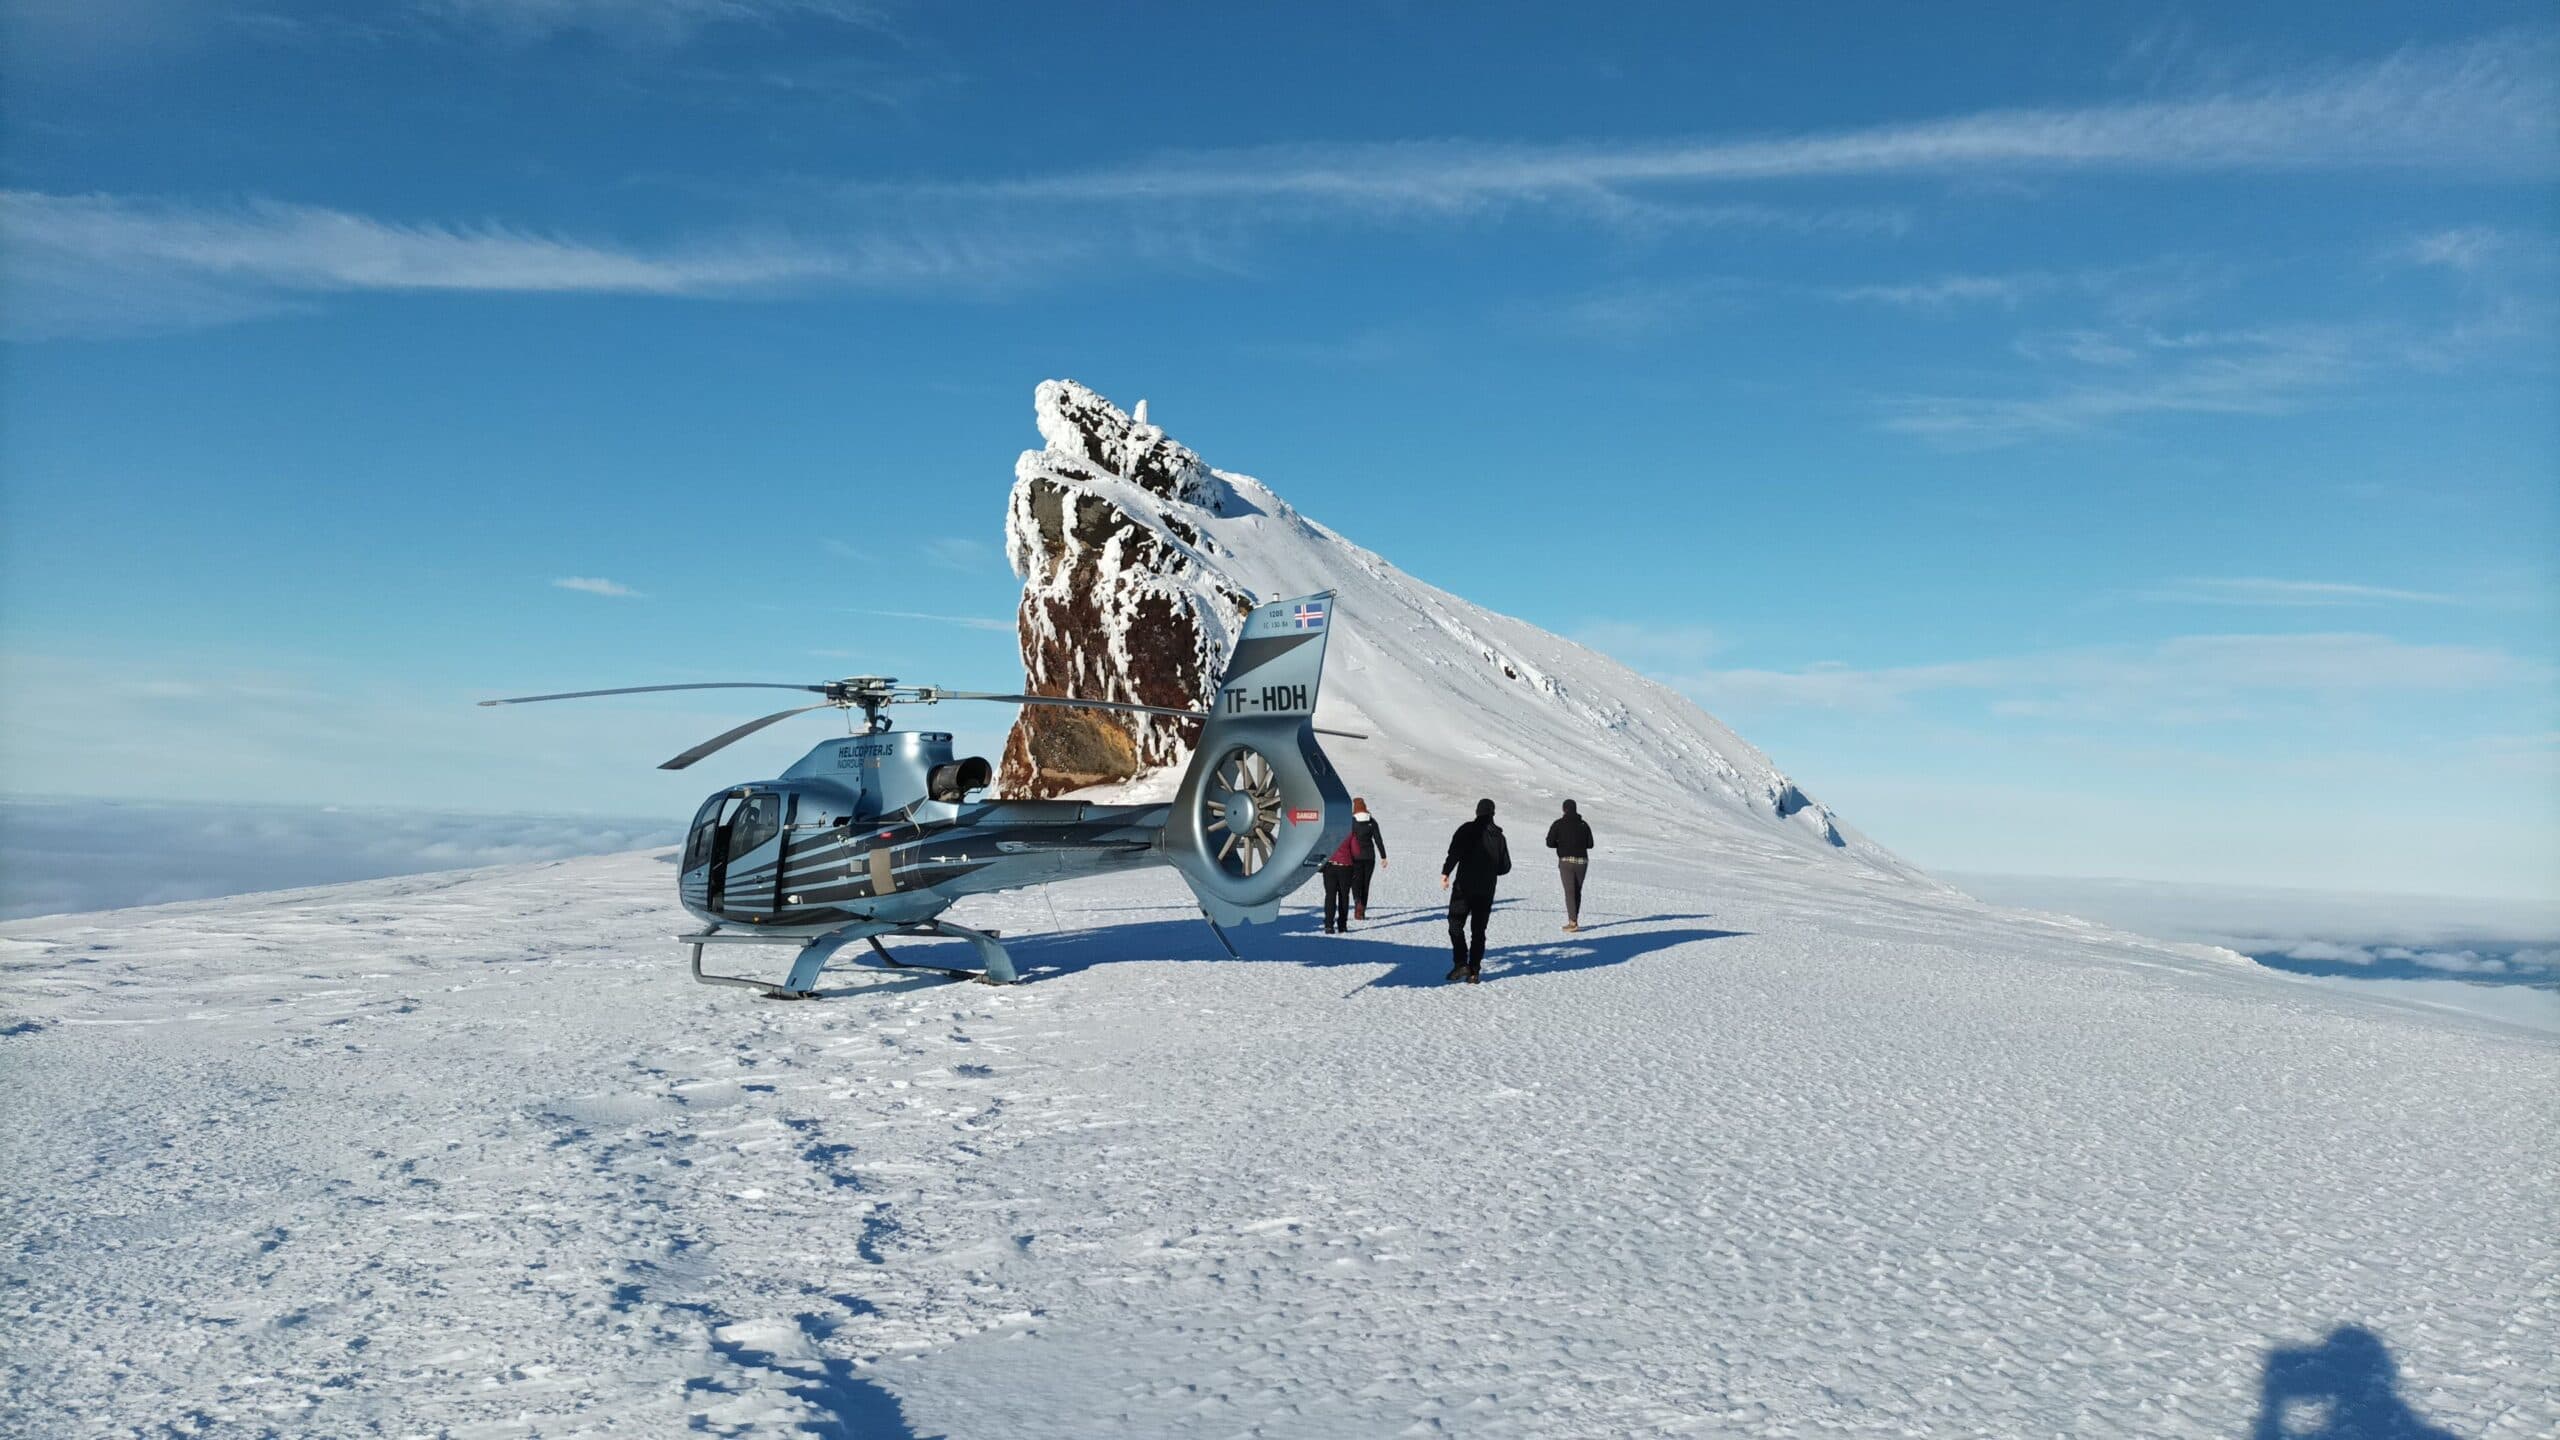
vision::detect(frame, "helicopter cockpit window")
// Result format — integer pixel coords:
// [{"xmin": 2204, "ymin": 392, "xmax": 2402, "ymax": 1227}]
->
[
  {"xmin": 728, "ymin": 794, "xmax": 782, "ymax": 855},
  {"xmin": 680, "ymin": 794, "xmax": 732, "ymax": 860}
]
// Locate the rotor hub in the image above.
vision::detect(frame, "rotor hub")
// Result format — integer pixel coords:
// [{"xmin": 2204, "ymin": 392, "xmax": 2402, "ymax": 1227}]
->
[{"xmin": 819, "ymin": 677, "xmax": 902, "ymax": 732}]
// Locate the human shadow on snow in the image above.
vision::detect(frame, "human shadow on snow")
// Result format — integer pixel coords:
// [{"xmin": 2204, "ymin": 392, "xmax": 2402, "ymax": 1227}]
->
[
  {"xmin": 2248, "ymin": 1326, "xmax": 2462, "ymax": 1440},
  {"xmin": 991, "ymin": 912, "xmax": 1747, "ymax": 989}
]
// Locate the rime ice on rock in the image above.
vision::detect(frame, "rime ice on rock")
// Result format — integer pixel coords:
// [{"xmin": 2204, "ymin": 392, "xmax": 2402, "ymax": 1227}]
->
[{"xmin": 1001, "ymin": 381, "xmax": 1257, "ymax": 797}]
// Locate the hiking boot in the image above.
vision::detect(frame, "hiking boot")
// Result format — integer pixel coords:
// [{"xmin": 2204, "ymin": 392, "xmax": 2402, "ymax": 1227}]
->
[
  {"xmin": 1446, "ymin": 965, "xmax": 1465, "ymax": 982},
  {"xmin": 1353, "ymin": 906, "xmax": 1366, "ymax": 920},
  {"xmin": 1466, "ymin": 969, "xmax": 1481, "ymax": 984}
]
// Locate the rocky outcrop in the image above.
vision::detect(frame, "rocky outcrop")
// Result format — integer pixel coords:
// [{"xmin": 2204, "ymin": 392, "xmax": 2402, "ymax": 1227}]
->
[{"xmin": 999, "ymin": 382, "xmax": 1257, "ymax": 797}]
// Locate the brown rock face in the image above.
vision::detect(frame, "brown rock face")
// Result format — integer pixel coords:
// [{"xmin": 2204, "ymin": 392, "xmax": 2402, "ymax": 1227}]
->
[{"xmin": 998, "ymin": 381, "xmax": 1256, "ymax": 797}]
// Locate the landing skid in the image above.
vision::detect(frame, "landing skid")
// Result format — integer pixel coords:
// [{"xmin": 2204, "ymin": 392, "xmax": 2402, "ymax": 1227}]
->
[
  {"xmin": 679, "ymin": 918, "xmax": 1020, "ymax": 999},
  {"xmin": 862, "ymin": 935, "xmax": 989, "ymax": 982}
]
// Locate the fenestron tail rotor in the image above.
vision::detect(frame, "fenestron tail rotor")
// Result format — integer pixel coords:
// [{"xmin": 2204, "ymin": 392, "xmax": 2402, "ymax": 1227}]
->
[{"xmin": 1200, "ymin": 746, "xmax": 1284, "ymax": 877}]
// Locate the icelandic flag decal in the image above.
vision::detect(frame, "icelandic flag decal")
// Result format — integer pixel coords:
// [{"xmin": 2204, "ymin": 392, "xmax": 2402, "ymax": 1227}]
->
[{"xmin": 1291, "ymin": 602, "xmax": 1328, "ymax": 630}]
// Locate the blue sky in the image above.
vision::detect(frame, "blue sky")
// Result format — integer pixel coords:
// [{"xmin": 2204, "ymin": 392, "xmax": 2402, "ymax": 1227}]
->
[{"xmin": 1, "ymin": 1, "xmax": 2553, "ymax": 900}]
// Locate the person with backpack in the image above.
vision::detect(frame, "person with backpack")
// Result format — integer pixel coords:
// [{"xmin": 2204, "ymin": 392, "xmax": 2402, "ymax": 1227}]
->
[
  {"xmin": 1438, "ymin": 798, "xmax": 1511, "ymax": 983},
  {"xmin": 1545, "ymin": 799, "xmax": 1594, "ymax": 932},
  {"xmin": 1319, "ymin": 825, "xmax": 1363, "ymax": 933},
  {"xmin": 1348, "ymin": 797, "xmax": 1387, "ymax": 920}
]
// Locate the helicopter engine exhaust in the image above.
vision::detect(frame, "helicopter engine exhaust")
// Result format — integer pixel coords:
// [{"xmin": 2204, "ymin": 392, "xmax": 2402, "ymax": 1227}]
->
[
  {"xmin": 1161, "ymin": 593, "xmax": 1353, "ymax": 928},
  {"xmin": 927, "ymin": 756, "xmax": 994, "ymax": 802}
]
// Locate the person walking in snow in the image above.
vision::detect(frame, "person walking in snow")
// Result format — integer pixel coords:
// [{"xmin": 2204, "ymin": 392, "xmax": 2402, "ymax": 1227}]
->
[
  {"xmin": 1545, "ymin": 799, "xmax": 1594, "ymax": 932},
  {"xmin": 1319, "ymin": 826, "xmax": 1363, "ymax": 934},
  {"xmin": 1348, "ymin": 797, "xmax": 1387, "ymax": 920},
  {"xmin": 1439, "ymin": 798, "xmax": 1511, "ymax": 983}
]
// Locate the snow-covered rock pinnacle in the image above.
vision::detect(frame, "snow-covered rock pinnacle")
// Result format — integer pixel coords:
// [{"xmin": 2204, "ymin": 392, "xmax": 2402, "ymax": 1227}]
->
[
  {"xmin": 1002, "ymin": 380, "xmax": 1918, "ymax": 879},
  {"xmin": 1001, "ymin": 380, "xmax": 1258, "ymax": 795}
]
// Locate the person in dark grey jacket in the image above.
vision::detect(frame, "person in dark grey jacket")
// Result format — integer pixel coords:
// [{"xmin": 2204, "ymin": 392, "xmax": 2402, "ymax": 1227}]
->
[
  {"xmin": 1546, "ymin": 794, "xmax": 1587, "ymax": 932},
  {"xmin": 1438, "ymin": 798, "xmax": 1511, "ymax": 983},
  {"xmin": 1545, "ymin": 799, "xmax": 1594, "ymax": 932}
]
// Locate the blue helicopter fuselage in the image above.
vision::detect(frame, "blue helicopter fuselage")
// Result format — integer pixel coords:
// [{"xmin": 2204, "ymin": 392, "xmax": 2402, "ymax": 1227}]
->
[{"xmin": 675, "ymin": 729, "xmax": 1172, "ymax": 938}]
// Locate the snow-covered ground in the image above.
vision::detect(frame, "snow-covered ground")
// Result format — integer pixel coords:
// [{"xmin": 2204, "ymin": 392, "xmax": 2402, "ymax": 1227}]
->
[{"xmin": 5, "ymin": 786, "xmax": 2554, "ymax": 1437}]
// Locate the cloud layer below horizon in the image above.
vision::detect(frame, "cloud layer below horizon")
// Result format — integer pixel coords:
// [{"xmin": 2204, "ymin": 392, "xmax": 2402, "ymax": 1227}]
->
[{"xmin": 0, "ymin": 796, "xmax": 672, "ymax": 920}]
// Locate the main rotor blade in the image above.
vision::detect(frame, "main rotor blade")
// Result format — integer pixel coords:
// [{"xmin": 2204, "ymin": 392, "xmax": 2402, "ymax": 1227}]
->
[
  {"xmin": 480, "ymin": 682, "xmax": 830, "ymax": 707},
  {"xmin": 658, "ymin": 703, "xmax": 834, "ymax": 771},
  {"xmin": 919, "ymin": 688, "xmax": 1369, "ymax": 739},
  {"xmin": 922, "ymin": 690, "xmax": 1209, "ymax": 722}
]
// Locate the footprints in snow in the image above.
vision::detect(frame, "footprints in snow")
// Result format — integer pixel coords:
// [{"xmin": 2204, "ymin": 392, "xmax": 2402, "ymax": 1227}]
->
[{"xmin": 519, "ymin": 999, "xmax": 1031, "ymax": 1430}]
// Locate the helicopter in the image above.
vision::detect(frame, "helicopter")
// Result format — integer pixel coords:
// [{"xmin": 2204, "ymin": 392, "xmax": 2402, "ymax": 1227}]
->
[{"xmin": 480, "ymin": 591, "xmax": 1355, "ymax": 996}]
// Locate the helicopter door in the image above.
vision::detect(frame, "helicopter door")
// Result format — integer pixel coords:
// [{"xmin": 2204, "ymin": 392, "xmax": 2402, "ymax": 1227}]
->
[
  {"xmin": 680, "ymin": 794, "xmax": 730, "ymax": 912},
  {"xmin": 718, "ymin": 792, "xmax": 786, "ymax": 920}
]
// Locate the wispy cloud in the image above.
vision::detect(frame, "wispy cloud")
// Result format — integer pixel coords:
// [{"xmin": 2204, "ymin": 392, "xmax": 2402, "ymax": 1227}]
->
[
  {"xmin": 1535, "ymin": 277, "xmax": 1767, "ymax": 340},
  {"xmin": 842, "ymin": 607, "xmax": 1013, "ymax": 632},
  {"xmin": 902, "ymin": 32, "xmax": 2554, "ymax": 216},
  {"xmin": 2395, "ymin": 225, "xmax": 2523, "ymax": 272},
  {"xmin": 920, "ymin": 537, "xmax": 992, "ymax": 572},
  {"xmin": 1831, "ymin": 255, "xmax": 2237, "ymax": 319},
  {"xmin": 1830, "ymin": 273, "xmax": 2056, "ymax": 309},
  {"xmin": 2140, "ymin": 577, "xmax": 2457, "ymax": 608},
  {"xmin": 1687, "ymin": 632, "xmax": 2538, "ymax": 720},
  {"xmin": 0, "ymin": 190, "xmax": 1060, "ymax": 338},
  {"xmin": 553, "ymin": 576, "xmax": 643, "ymax": 598},
  {"xmin": 425, "ymin": 0, "xmax": 887, "ymax": 47},
  {"xmin": 5, "ymin": 191, "xmax": 843, "ymax": 294},
  {"xmin": 1882, "ymin": 323, "xmax": 2364, "ymax": 446},
  {"xmin": 1548, "ymin": 255, "xmax": 2233, "ymax": 342}
]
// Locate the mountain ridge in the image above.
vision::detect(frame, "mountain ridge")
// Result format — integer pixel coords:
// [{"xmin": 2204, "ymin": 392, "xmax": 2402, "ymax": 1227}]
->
[{"xmin": 1000, "ymin": 379, "xmax": 1918, "ymax": 880}]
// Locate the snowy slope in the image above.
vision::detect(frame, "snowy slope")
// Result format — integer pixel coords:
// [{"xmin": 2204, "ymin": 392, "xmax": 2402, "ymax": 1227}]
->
[{"xmin": 1003, "ymin": 381, "xmax": 1907, "ymax": 877}]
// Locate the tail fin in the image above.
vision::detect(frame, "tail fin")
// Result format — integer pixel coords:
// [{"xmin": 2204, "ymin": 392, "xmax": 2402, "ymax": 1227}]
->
[{"xmin": 1162, "ymin": 591, "xmax": 1353, "ymax": 927}]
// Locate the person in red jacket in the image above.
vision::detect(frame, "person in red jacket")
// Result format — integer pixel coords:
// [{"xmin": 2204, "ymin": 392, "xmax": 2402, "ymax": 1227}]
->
[{"xmin": 1319, "ymin": 825, "xmax": 1364, "ymax": 933}]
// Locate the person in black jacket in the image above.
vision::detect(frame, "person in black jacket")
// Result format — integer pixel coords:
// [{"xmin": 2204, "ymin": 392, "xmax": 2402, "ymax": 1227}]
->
[
  {"xmin": 1438, "ymin": 798, "xmax": 1511, "ymax": 984},
  {"xmin": 1545, "ymin": 799, "xmax": 1595, "ymax": 932},
  {"xmin": 1348, "ymin": 797, "xmax": 1387, "ymax": 920}
]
